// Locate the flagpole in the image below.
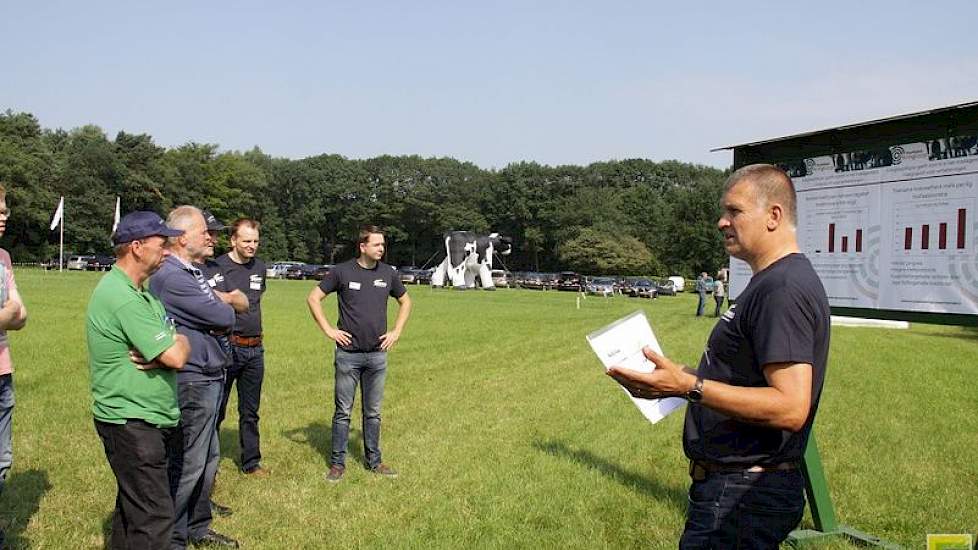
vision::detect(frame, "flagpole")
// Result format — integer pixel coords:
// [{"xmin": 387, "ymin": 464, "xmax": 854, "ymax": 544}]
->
[{"xmin": 59, "ymin": 200, "xmax": 64, "ymax": 272}]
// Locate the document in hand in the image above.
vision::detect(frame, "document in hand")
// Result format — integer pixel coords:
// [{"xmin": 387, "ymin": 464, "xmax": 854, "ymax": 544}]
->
[{"xmin": 586, "ymin": 310, "xmax": 685, "ymax": 424}]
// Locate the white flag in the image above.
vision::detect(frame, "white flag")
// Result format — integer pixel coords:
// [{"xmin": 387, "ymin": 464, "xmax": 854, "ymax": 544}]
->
[
  {"xmin": 112, "ymin": 196, "xmax": 121, "ymax": 233},
  {"xmin": 49, "ymin": 196, "xmax": 64, "ymax": 231}
]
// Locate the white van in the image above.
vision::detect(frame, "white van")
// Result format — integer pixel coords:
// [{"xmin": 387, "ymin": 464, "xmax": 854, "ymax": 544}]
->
[{"xmin": 667, "ymin": 276, "xmax": 685, "ymax": 292}]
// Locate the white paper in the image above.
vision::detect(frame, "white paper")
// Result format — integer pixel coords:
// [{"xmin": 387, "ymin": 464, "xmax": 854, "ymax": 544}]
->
[{"xmin": 586, "ymin": 311, "xmax": 685, "ymax": 423}]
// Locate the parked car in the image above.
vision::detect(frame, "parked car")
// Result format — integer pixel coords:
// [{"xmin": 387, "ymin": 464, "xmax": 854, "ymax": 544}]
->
[
  {"xmin": 41, "ymin": 257, "xmax": 62, "ymax": 270},
  {"xmin": 267, "ymin": 261, "xmax": 304, "ymax": 279},
  {"xmin": 490, "ymin": 269, "xmax": 510, "ymax": 288},
  {"xmin": 415, "ymin": 268, "xmax": 433, "ymax": 285},
  {"xmin": 86, "ymin": 255, "xmax": 116, "ymax": 271},
  {"xmin": 586, "ymin": 277, "xmax": 616, "ymax": 297},
  {"xmin": 656, "ymin": 279, "xmax": 678, "ymax": 296},
  {"xmin": 628, "ymin": 279, "xmax": 658, "ymax": 299},
  {"xmin": 285, "ymin": 263, "xmax": 320, "ymax": 280},
  {"xmin": 67, "ymin": 255, "xmax": 95, "ymax": 271},
  {"xmin": 521, "ymin": 272, "xmax": 555, "ymax": 290},
  {"xmin": 399, "ymin": 267, "xmax": 420, "ymax": 284},
  {"xmin": 556, "ymin": 271, "xmax": 581, "ymax": 291},
  {"xmin": 312, "ymin": 264, "xmax": 332, "ymax": 280},
  {"xmin": 668, "ymin": 276, "xmax": 686, "ymax": 292}
]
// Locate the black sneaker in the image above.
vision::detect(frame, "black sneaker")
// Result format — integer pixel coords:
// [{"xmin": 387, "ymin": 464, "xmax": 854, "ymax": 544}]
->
[
  {"xmin": 370, "ymin": 463, "xmax": 398, "ymax": 478},
  {"xmin": 325, "ymin": 464, "xmax": 345, "ymax": 483},
  {"xmin": 190, "ymin": 529, "xmax": 239, "ymax": 548},
  {"xmin": 210, "ymin": 499, "xmax": 233, "ymax": 517}
]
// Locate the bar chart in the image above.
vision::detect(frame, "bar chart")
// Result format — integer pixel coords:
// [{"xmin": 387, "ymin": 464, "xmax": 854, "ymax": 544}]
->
[{"xmin": 892, "ymin": 201, "xmax": 972, "ymax": 256}]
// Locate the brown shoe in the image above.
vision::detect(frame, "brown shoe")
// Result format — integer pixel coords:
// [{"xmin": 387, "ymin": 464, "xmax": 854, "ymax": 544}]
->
[
  {"xmin": 370, "ymin": 463, "xmax": 398, "ymax": 478},
  {"xmin": 242, "ymin": 466, "xmax": 270, "ymax": 478},
  {"xmin": 325, "ymin": 465, "xmax": 345, "ymax": 483}
]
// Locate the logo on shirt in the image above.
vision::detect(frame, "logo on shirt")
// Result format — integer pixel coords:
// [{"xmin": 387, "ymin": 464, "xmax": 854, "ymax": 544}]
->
[
  {"xmin": 349, "ymin": 281, "xmax": 361, "ymax": 291},
  {"xmin": 207, "ymin": 274, "xmax": 224, "ymax": 288},
  {"xmin": 721, "ymin": 304, "xmax": 736, "ymax": 322},
  {"xmin": 250, "ymin": 274, "xmax": 262, "ymax": 290},
  {"xmin": 373, "ymin": 279, "xmax": 387, "ymax": 288}
]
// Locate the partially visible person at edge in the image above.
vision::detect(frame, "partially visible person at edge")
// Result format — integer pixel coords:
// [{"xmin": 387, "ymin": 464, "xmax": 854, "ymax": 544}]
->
[
  {"xmin": 196, "ymin": 210, "xmax": 247, "ymax": 520},
  {"xmin": 712, "ymin": 279, "xmax": 725, "ymax": 317},
  {"xmin": 86, "ymin": 211, "xmax": 189, "ymax": 550},
  {"xmin": 608, "ymin": 164, "xmax": 830, "ymax": 549},
  {"xmin": 214, "ymin": 218, "xmax": 268, "ymax": 477},
  {"xmin": 150, "ymin": 206, "xmax": 238, "ymax": 549},
  {"xmin": 0, "ymin": 183, "xmax": 27, "ymax": 549},
  {"xmin": 306, "ymin": 225, "xmax": 412, "ymax": 483}
]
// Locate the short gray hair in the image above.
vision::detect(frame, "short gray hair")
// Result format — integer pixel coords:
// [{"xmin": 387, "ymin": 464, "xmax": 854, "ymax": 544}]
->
[{"xmin": 166, "ymin": 205, "xmax": 203, "ymax": 245}]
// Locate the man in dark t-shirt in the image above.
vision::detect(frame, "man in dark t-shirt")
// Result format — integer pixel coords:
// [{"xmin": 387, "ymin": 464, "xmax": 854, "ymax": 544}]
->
[
  {"xmin": 214, "ymin": 218, "xmax": 268, "ymax": 476},
  {"xmin": 307, "ymin": 225, "xmax": 412, "ymax": 482},
  {"xmin": 608, "ymin": 164, "xmax": 830, "ymax": 548}
]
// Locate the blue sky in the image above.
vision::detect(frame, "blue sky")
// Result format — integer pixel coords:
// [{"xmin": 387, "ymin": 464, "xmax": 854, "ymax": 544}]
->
[{"xmin": 3, "ymin": 1, "xmax": 977, "ymax": 169}]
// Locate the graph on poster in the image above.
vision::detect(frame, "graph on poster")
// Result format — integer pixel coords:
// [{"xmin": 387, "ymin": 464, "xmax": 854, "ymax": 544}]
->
[{"xmin": 729, "ymin": 134, "xmax": 978, "ymax": 315}]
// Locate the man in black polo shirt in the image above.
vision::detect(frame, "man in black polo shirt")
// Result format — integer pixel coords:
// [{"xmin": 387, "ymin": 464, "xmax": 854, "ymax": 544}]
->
[
  {"xmin": 214, "ymin": 218, "xmax": 268, "ymax": 476},
  {"xmin": 306, "ymin": 225, "xmax": 412, "ymax": 482},
  {"xmin": 608, "ymin": 164, "xmax": 830, "ymax": 548}
]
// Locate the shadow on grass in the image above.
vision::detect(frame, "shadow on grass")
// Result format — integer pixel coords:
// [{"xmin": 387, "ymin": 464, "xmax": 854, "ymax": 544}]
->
[
  {"xmin": 532, "ymin": 440, "xmax": 687, "ymax": 514},
  {"xmin": 2, "ymin": 469, "xmax": 50, "ymax": 549},
  {"xmin": 218, "ymin": 427, "xmax": 241, "ymax": 469},
  {"xmin": 281, "ymin": 422, "xmax": 365, "ymax": 468}
]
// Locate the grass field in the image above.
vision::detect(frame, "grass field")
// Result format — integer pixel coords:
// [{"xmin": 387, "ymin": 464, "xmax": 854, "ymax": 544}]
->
[{"xmin": 2, "ymin": 269, "xmax": 976, "ymax": 548}]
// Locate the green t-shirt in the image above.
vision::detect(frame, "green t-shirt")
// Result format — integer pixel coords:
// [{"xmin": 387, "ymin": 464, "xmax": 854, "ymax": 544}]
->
[{"xmin": 86, "ymin": 265, "xmax": 180, "ymax": 427}]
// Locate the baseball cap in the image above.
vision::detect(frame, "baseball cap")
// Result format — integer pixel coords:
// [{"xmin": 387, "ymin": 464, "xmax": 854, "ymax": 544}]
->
[
  {"xmin": 112, "ymin": 211, "xmax": 184, "ymax": 245},
  {"xmin": 202, "ymin": 210, "xmax": 227, "ymax": 232}
]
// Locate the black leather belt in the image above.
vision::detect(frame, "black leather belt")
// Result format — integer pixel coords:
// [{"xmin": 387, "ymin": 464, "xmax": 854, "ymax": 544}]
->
[
  {"xmin": 231, "ymin": 334, "xmax": 262, "ymax": 347},
  {"xmin": 689, "ymin": 460, "xmax": 799, "ymax": 481}
]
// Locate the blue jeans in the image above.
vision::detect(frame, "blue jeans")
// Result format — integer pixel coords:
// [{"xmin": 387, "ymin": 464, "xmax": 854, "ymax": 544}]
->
[
  {"xmin": 0, "ymin": 374, "xmax": 13, "ymax": 492},
  {"xmin": 331, "ymin": 349, "xmax": 387, "ymax": 469},
  {"xmin": 680, "ymin": 469, "xmax": 805, "ymax": 549},
  {"xmin": 169, "ymin": 380, "xmax": 222, "ymax": 549},
  {"xmin": 696, "ymin": 291, "xmax": 707, "ymax": 316},
  {"xmin": 218, "ymin": 345, "xmax": 265, "ymax": 472}
]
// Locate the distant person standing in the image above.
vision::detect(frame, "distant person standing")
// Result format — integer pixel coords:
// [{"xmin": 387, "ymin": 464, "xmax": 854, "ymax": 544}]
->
[
  {"xmin": 694, "ymin": 272, "xmax": 709, "ymax": 316},
  {"xmin": 0, "ymin": 184, "xmax": 27, "ymax": 549},
  {"xmin": 215, "ymin": 218, "xmax": 268, "ymax": 476},
  {"xmin": 712, "ymin": 279, "xmax": 725, "ymax": 317},
  {"xmin": 150, "ymin": 206, "xmax": 238, "ymax": 549},
  {"xmin": 86, "ymin": 211, "xmax": 188, "ymax": 549},
  {"xmin": 307, "ymin": 225, "xmax": 412, "ymax": 482}
]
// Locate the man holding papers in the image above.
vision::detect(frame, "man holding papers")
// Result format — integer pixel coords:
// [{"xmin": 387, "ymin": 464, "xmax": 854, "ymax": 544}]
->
[{"xmin": 608, "ymin": 164, "xmax": 830, "ymax": 549}]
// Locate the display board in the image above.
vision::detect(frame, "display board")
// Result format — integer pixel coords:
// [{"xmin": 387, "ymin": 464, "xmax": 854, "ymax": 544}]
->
[{"xmin": 729, "ymin": 134, "xmax": 978, "ymax": 316}]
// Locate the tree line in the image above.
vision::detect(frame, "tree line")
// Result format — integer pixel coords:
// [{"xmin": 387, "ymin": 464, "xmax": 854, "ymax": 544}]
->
[{"xmin": 0, "ymin": 110, "xmax": 730, "ymax": 277}]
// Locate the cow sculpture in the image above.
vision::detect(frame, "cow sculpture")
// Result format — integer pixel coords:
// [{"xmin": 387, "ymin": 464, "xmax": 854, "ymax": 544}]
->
[{"xmin": 431, "ymin": 231, "xmax": 512, "ymax": 290}]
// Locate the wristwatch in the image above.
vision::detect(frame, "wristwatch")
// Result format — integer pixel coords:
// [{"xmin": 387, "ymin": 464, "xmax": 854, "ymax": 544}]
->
[{"xmin": 685, "ymin": 375, "xmax": 705, "ymax": 403}]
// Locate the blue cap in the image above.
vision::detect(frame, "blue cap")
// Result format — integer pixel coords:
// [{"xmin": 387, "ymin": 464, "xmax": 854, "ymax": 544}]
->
[{"xmin": 112, "ymin": 211, "xmax": 184, "ymax": 245}]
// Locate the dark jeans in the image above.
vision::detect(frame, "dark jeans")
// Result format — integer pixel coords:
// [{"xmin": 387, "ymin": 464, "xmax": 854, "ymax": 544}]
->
[
  {"xmin": 331, "ymin": 349, "xmax": 387, "ymax": 469},
  {"xmin": 95, "ymin": 419, "xmax": 180, "ymax": 550},
  {"xmin": 680, "ymin": 469, "xmax": 805, "ymax": 549},
  {"xmin": 696, "ymin": 291, "xmax": 707, "ymax": 316},
  {"xmin": 217, "ymin": 345, "xmax": 265, "ymax": 472},
  {"xmin": 169, "ymin": 380, "xmax": 221, "ymax": 549},
  {"xmin": 714, "ymin": 295, "xmax": 725, "ymax": 317}
]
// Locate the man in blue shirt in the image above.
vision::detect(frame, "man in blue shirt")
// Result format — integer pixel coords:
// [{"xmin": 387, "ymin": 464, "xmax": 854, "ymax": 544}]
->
[{"xmin": 150, "ymin": 206, "xmax": 238, "ymax": 549}]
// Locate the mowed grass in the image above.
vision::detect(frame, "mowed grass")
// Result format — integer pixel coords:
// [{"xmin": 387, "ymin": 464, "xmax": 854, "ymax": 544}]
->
[{"xmin": 2, "ymin": 268, "xmax": 977, "ymax": 549}]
